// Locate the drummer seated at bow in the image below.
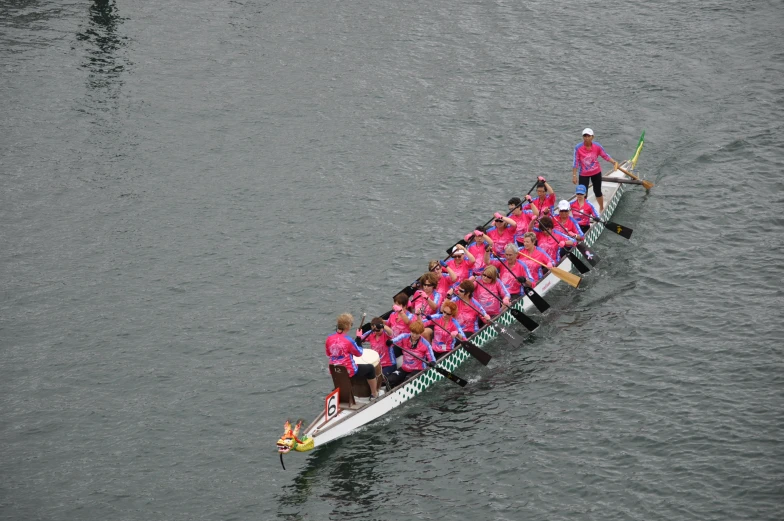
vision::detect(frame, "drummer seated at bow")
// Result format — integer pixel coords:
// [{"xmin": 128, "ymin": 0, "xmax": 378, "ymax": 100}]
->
[
  {"xmin": 357, "ymin": 317, "xmax": 396, "ymax": 376},
  {"xmin": 385, "ymin": 320, "xmax": 436, "ymax": 388},
  {"xmin": 326, "ymin": 313, "xmax": 379, "ymax": 399},
  {"xmin": 421, "ymin": 300, "xmax": 467, "ymax": 359}
]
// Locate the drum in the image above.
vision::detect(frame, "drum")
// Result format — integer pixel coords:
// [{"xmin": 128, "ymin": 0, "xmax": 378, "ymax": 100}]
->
[{"xmin": 353, "ymin": 349, "xmax": 380, "ymax": 369}]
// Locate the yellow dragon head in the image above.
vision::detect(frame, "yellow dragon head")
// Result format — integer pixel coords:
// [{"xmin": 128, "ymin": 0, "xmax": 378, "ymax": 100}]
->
[{"xmin": 276, "ymin": 420, "xmax": 314, "ymax": 454}]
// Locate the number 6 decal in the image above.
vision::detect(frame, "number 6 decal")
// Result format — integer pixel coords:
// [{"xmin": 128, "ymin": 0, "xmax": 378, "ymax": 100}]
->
[{"xmin": 325, "ymin": 388, "xmax": 340, "ymax": 423}]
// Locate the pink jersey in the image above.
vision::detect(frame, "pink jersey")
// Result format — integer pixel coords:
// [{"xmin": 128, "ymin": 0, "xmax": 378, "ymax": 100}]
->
[
  {"xmin": 486, "ymin": 225, "xmax": 516, "ymax": 256},
  {"xmin": 435, "ymin": 270, "xmax": 454, "ymax": 297},
  {"xmin": 533, "ymin": 230, "xmax": 561, "ymax": 263},
  {"xmin": 490, "ymin": 257, "xmax": 533, "ymax": 295},
  {"xmin": 570, "ymin": 199, "xmax": 600, "ymax": 227},
  {"xmin": 325, "ymin": 333, "xmax": 363, "ymax": 377},
  {"xmin": 510, "ymin": 210, "xmax": 535, "ymax": 241},
  {"xmin": 410, "ymin": 289, "xmax": 440, "ymax": 315},
  {"xmin": 467, "ymin": 241, "xmax": 489, "ymax": 270},
  {"xmin": 474, "ymin": 278, "xmax": 511, "ymax": 316},
  {"xmin": 424, "ymin": 314, "xmax": 466, "ymax": 353},
  {"xmin": 573, "ymin": 142, "xmax": 613, "ymax": 177},
  {"xmin": 452, "ymin": 296, "xmax": 488, "ymax": 334},
  {"xmin": 359, "ymin": 330, "xmax": 396, "ymax": 368},
  {"xmin": 518, "ymin": 247, "xmax": 553, "ymax": 284},
  {"xmin": 446, "ymin": 257, "xmax": 475, "ymax": 285},
  {"xmin": 386, "ymin": 310, "xmax": 414, "ymax": 337},
  {"xmin": 391, "ymin": 334, "xmax": 435, "ymax": 372},
  {"xmin": 554, "ymin": 215, "xmax": 584, "ymax": 239},
  {"xmin": 531, "ymin": 193, "xmax": 556, "ymax": 215}
]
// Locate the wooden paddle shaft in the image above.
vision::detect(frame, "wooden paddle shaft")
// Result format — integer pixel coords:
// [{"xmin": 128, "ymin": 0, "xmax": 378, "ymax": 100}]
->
[{"xmin": 601, "ymin": 176, "xmax": 644, "ymax": 186}]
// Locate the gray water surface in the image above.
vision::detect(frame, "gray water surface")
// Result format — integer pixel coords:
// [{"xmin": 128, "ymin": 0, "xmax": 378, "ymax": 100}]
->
[{"xmin": 2, "ymin": 0, "xmax": 783, "ymax": 520}]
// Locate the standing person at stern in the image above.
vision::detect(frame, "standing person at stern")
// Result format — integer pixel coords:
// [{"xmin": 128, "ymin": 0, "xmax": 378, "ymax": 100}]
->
[{"xmin": 572, "ymin": 128, "xmax": 618, "ymax": 213}]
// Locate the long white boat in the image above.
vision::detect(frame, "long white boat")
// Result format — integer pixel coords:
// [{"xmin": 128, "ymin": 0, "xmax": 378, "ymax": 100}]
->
[{"xmin": 276, "ymin": 132, "xmax": 647, "ymax": 465}]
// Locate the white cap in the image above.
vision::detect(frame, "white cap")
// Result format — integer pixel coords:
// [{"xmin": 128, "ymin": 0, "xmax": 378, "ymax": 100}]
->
[
  {"xmin": 558, "ymin": 200, "xmax": 570, "ymax": 211},
  {"xmin": 582, "ymin": 128, "xmax": 594, "ymax": 136},
  {"xmin": 452, "ymin": 246, "xmax": 464, "ymax": 254}
]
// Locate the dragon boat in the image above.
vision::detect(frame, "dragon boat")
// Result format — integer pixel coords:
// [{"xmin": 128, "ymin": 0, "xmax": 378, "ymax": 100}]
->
[{"xmin": 277, "ymin": 132, "xmax": 648, "ymax": 465}]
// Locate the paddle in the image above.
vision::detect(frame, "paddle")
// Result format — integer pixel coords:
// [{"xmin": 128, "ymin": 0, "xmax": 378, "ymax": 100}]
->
[
  {"xmin": 493, "ymin": 256, "xmax": 551, "ymax": 312},
  {"xmin": 452, "ymin": 292, "xmax": 521, "ymax": 345},
  {"xmin": 572, "ymin": 207, "xmax": 633, "ymax": 240},
  {"xmin": 392, "ymin": 343, "xmax": 469, "ymax": 387},
  {"xmin": 618, "ymin": 165, "xmax": 654, "ymax": 190},
  {"xmin": 427, "ymin": 317, "xmax": 492, "ymax": 366},
  {"xmin": 551, "ymin": 216, "xmax": 600, "ymax": 268},
  {"xmin": 474, "ymin": 279, "xmax": 539, "ymax": 331},
  {"xmin": 518, "ymin": 251, "xmax": 582, "ymax": 288},
  {"xmin": 537, "ymin": 223, "xmax": 591, "ymax": 274}
]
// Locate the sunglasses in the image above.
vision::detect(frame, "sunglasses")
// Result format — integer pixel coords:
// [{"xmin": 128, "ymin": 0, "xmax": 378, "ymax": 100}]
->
[
  {"xmin": 372, "ymin": 324, "xmax": 384, "ymax": 329},
  {"xmin": 443, "ymin": 312, "xmax": 452, "ymax": 316},
  {"xmin": 482, "ymin": 274, "xmax": 492, "ymax": 279},
  {"xmin": 422, "ymin": 283, "xmax": 435, "ymax": 287},
  {"xmin": 456, "ymin": 289, "xmax": 465, "ymax": 294},
  {"xmin": 583, "ymin": 134, "xmax": 592, "ymax": 137},
  {"xmin": 494, "ymin": 218, "xmax": 503, "ymax": 223}
]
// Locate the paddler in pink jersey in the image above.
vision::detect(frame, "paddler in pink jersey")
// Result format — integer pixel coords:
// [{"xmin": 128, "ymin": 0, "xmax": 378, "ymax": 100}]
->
[
  {"xmin": 553, "ymin": 200, "xmax": 585, "ymax": 242},
  {"xmin": 385, "ymin": 320, "xmax": 436, "ymax": 388},
  {"xmin": 325, "ymin": 313, "xmax": 379, "ymax": 398},
  {"xmin": 531, "ymin": 177, "xmax": 556, "ymax": 216},
  {"xmin": 473, "ymin": 265, "xmax": 512, "ymax": 316},
  {"xmin": 387, "ymin": 293, "xmax": 414, "ymax": 337},
  {"xmin": 570, "ymin": 184, "xmax": 600, "ymax": 233},
  {"xmin": 507, "ymin": 196, "xmax": 539, "ymax": 245},
  {"xmin": 422, "ymin": 300, "xmax": 467, "ymax": 358},
  {"xmin": 410, "ymin": 272, "xmax": 442, "ymax": 316},
  {"xmin": 357, "ymin": 317, "xmax": 396, "ymax": 376},
  {"xmin": 445, "ymin": 244, "xmax": 475, "ymax": 285},
  {"xmin": 428, "ymin": 259, "xmax": 458, "ymax": 298},
  {"xmin": 529, "ymin": 216, "xmax": 570, "ymax": 263},
  {"xmin": 572, "ymin": 128, "xmax": 618, "ymax": 212},
  {"xmin": 486, "ymin": 212, "xmax": 517, "ymax": 256},
  {"xmin": 518, "ymin": 232, "xmax": 554, "ymax": 285},
  {"xmin": 465, "ymin": 228, "xmax": 493, "ymax": 271},
  {"xmin": 486, "ymin": 243, "xmax": 535, "ymax": 296},
  {"xmin": 449, "ymin": 280, "xmax": 492, "ymax": 336}
]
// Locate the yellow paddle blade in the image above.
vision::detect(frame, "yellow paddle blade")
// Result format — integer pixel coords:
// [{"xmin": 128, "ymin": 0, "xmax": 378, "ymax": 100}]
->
[{"xmin": 550, "ymin": 266, "xmax": 581, "ymax": 288}]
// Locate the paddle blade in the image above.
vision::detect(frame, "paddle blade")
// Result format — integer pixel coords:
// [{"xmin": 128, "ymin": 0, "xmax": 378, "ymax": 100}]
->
[
  {"xmin": 606, "ymin": 220, "xmax": 633, "ymax": 239},
  {"xmin": 492, "ymin": 323, "xmax": 520, "ymax": 344},
  {"xmin": 458, "ymin": 340, "xmax": 492, "ymax": 366},
  {"xmin": 575, "ymin": 243, "xmax": 600, "ymax": 266},
  {"xmin": 432, "ymin": 366, "xmax": 468, "ymax": 387},
  {"xmin": 510, "ymin": 308, "xmax": 539, "ymax": 331},
  {"xmin": 550, "ymin": 266, "xmax": 582, "ymax": 288},
  {"xmin": 567, "ymin": 251, "xmax": 591, "ymax": 273},
  {"xmin": 446, "ymin": 239, "xmax": 468, "ymax": 256},
  {"xmin": 642, "ymin": 179, "xmax": 655, "ymax": 190},
  {"xmin": 523, "ymin": 287, "xmax": 550, "ymax": 312}
]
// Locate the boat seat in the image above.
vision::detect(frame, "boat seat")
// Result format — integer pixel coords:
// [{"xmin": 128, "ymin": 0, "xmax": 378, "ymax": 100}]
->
[{"xmin": 329, "ymin": 364, "xmax": 383, "ymax": 402}]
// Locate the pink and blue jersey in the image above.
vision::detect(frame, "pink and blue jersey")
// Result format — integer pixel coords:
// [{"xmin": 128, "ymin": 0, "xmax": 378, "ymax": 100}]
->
[
  {"xmin": 475, "ymin": 278, "xmax": 511, "ymax": 316},
  {"xmin": 451, "ymin": 296, "xmax": 489, "ymax": 334},
  {"xmin": 359, "ymin": 330, "xmax": 396, "ymax": 368},
  {"xmin": 391, "ymin": 334, "xmax": 435, "ymax": 372},
  {"xmin": 446, "ymin": 257, "xmax": 475, "ymax": 285},
  {"xmin": 325, "ymin": 333, "xmax": 363, "ymax": 377},
  {"xmin": 423, "ymin": 314, "xmax": 466, "ymax": 353},
  {"xmin": 387, "ymin": 310, "xmax": 414, "ymax": 338},
  {"xmin": 518, "ymin": 247, "xmax": 554, "ymax": 284},
  {"xmin": 573, "ymin": 142, "xmax": 613, "ymax": 177},
  {"xmin": 570, "ymin": 199, "xmax": 600, "ymax": 227},
  {"xmin": 489, "ymin": 256, "xmax": 534, "ymax": 295},
  {"xmin": 486, "ymin": 225, "xmax": 516, "ymax": 256},
  {"xmin": 554, "ymin": 215, "xmax": 585, "ymax": 239},
  {"xmin": 410, "ymin": 289, "xmax": 440, "ymax": 316}
]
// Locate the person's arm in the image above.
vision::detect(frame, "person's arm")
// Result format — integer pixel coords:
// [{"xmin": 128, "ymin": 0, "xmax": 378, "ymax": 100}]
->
[
  {"xmin": 572, "ymin": 144, "xmax": 580, "ymax": 184},
  {"xmin": 422, "ymin": 338, "xmax": 436, "ymax": 362},
  {"xmin": 346, "ymin": 335, "xmax": 364, "ymax": 356}
]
